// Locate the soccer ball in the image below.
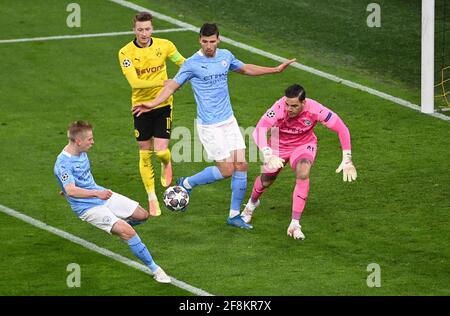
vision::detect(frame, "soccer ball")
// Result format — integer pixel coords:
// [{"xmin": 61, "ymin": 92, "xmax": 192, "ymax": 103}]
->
[{"xmin": 163, "ymin": 185, "xmax": 189, "ymax": 211}]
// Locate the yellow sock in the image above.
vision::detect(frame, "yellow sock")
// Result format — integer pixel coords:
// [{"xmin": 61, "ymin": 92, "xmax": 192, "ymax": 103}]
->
[
  {"xmin": 139, "ymin": 150, "xmax": 155, "ymax": 197},
  {"xmin": 155, "ymin": 148, "xmax": 171, "ymax": 165}
]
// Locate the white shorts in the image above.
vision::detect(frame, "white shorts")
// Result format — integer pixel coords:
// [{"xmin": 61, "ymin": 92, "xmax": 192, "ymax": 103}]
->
[
  {"xmin": 79, "ymin": 192, "xmax": 139, "ymax": 234},
  {"xmin": 196, "ymin": 116, "xmax": 246, "ymax": 161}
]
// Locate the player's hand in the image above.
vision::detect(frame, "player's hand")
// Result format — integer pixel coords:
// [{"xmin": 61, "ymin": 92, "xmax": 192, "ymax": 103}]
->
[
  {"xmin": 276, "ymin": 58, "xmax": 296, "ymax": 73},
  {"xmin": 139, "ymin": 101, "xmax": 157, "ymax": 109},
  {"xmin": 132, "ymin": 105, "xmax": 153, "ymax": 117},
  {"xmin": 266, "ymin": 155, "xmax": 285, "ymax": 170},
  {"xmin": 96, "ymin": 189, "xmax": 113, "ymax": 200},
  {"xmin": 262, "ymin": 147, "xmax": 285, "ymax": 170},
  {"xmin": 335, "ymin": 150, "xmax": 357, "ymax": 182}
]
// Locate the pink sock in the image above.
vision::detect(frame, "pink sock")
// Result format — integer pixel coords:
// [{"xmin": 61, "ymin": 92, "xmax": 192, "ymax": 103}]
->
[
  {"xmin": 292, "ymin": 178, "xmax": 310, "ymax": 220},
  {"xmin": 251, "ymin": 176, "xmax": 266, "ymax": 202}
]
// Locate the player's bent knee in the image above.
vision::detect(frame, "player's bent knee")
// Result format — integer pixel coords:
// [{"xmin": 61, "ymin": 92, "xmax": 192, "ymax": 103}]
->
[
  {"xmin": 234, "ymin": 161, "xmax": 248, "ymax": 171},
  {"xmin": 296, "ymin": 172, "xmax": 310, "ymax": 180},
  {"xmin": 261, "ymin": 174, "xmax": 276, "ymax": 187},
  {"xmin": 296, "ymin": 167, "xmax": 310, "ymax": 180},
  {"xmin": 296, "ymin": 159, "xmax": 311, "ymax": 180},
  {"xmin": 221, "ymin": 170, "xmax": 233, "ymax": 178},
  {"xmin": 262, "ymin": 180, "xmax": 273, "ymax": 187},
  {"xmin": 218, "ymin": 165, "xmax": 234, "ymax": 178},
  {"xmin": 153, "ymin": 138, "xmax": 170, "ymax": 151},
  {"xmin": 137, "ymin": 210, "xmax": 149, "ymax": 221},
  {"xmin": 137, "ymin": 140, "xmax": 152, "ymax": 151},
  {"xmin": 135, "ymin": 205, "xmax": 149, "ymax": 220},
  {"xmin": 111, "ymin": 220, "xmax": 136, "ymax": 240}
]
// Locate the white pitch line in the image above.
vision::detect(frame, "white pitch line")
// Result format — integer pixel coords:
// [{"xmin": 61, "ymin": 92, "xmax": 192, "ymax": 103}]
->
[
  {"xmin": 0, "ymin": 28, "xmax": 190, "ymax": 44},
  {"xmin": 109, "ymin": 0, "xmax": 450, "ymax": 122},
  {"xmin": 0, "ymin": 204, "xmax": 213, "ymax": 296}
]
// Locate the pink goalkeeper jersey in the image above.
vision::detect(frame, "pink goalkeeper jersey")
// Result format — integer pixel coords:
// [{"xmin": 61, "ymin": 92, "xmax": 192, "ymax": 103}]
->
[{"xmin": 253, "ymin": 97, "xmax": 351, "ymax": 151}]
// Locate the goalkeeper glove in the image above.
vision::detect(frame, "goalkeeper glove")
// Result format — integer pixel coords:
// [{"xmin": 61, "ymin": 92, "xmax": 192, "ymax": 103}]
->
[
  {"xmin": 262, "ymin": 147, "xmax": 285, "ymax": 170},
  {"xmin": 335, "ymin": 150, "xmax": 357, "ymax": 182}
]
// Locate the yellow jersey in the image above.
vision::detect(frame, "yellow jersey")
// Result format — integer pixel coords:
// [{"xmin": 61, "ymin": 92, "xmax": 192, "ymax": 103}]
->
[{"xmin": 118, "ymin": 37, "xmax": 185, "ymax": 109}]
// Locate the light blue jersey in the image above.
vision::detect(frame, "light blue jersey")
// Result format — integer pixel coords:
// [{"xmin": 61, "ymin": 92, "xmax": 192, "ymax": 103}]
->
[
  {"xmin": 174, "ymin": 49, "xmax": 244, "ymax": 125},
  {"xmin": 54, "ymin": 150, "xmax": 106, "ymax": 217}
]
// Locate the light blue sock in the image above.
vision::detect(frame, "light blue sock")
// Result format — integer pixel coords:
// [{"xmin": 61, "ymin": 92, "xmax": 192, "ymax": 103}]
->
[
  {"xmin": 127, "ymin": 234, "xmax": 159, "ymax": 273},
  {"xmin": 230, "ymin": 171, "xmax": 247, "ymax": 213},
  {"xmin": 187, "ymin": 166, "xmax": 224, "ymax": 188}
]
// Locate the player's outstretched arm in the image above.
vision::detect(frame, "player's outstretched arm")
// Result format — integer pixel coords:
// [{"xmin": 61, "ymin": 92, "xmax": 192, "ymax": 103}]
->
[
  {"xmin": 132, "ymin": 80, "xmax": 181, "ymax": 117},
  {"xmin": 275, "ymin": 58, "xmax": 297, "ymax": 73},
  {"xmin": 318, "ymin": 106, "xmax": 357, "ymax": 182},
  {"xmin": 64, "ymin": 183, "xmax": 112, "ymax": 200},
  {"xmin": 237, "ymin": 58, "xmax": 296, "ymax": 76}
]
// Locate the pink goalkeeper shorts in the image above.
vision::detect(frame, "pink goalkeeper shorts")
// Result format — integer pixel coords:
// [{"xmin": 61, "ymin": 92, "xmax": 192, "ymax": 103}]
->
[{"xmin": 262, "ymin": 141, "xmax": 317, "ymax": 176}]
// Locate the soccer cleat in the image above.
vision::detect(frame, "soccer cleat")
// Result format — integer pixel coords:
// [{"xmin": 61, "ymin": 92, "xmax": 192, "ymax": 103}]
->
[
  {"xmin": 176, "ymin": 177, "xmax": 192, "ymax": 195},
  {"xmin": 149, "ymin": 199, "xmax": 161, "ymax": 217},
  {"xmin": 153, "ymin": 267, "xmax": 171, "ymax": 283},
  {"xmin": 227, "ymin": 215, "xmax": 253, "ymax": 230},
  {"xmin": 160, "ymin": 161, "xmax": 173, "ymax": 188},
  {"xmin": 174, "ymin": 177, "xmax": 192, "ymax": 211},
  {"xmin": 287, "ymin": 223, "xmax": 305, "ymax": 240},
  {"xmin": 240, "ymin": 198, "xmax": 260, "ymax": 224}
]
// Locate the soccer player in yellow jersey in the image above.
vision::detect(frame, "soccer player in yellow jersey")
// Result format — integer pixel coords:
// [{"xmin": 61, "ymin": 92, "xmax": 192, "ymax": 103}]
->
[{"xmin": 118, "ymin": 12, "xmax": 185, "ymax": 216}]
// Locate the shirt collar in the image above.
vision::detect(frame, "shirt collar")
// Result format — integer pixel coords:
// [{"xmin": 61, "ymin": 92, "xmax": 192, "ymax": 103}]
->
[{"xmin": 62, "ymin": 150, "xmax": 73, "ymax": 158}]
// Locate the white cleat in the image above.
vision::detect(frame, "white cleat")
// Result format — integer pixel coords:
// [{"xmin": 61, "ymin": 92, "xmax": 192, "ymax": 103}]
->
[
  {"xmin": 153, "ymin": 267, "xmax": 171, "ymax": 283},
  {"xmin": 240, "ymin": 198, "xmax": 260, "ymax": 223},
  {"xmin": 287, "ymin": 223, "xmax": 305, "ymax": 240}
]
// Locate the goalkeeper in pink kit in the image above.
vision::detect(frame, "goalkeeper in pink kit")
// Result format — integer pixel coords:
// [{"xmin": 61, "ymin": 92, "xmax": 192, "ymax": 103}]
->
[{"xmin": 241, "ymin": 84, "xmax": 357, "ymax": 240}]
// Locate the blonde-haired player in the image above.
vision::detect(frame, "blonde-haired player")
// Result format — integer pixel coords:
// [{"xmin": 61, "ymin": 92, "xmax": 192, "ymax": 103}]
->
[
  {"xmin": 118, "ymin": 12, "xmax": 185, "ymax": 216},
  {"xmin": 54, "ymin": 121, "xmax": 170, "ymax": 283}
]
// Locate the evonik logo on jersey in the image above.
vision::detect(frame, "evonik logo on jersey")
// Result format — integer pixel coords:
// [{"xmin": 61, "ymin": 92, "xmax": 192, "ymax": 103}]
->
[{"xmin": 136, "ymin": 64, "xmax": 164, "ymax": 75}]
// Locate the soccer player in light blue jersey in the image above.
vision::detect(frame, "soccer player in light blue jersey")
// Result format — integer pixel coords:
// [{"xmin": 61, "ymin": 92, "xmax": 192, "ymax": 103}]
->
[
  {"xmin": 54, "ymin": 121, "xmax": 170, "ymax": 283},
  {"xmin": 132, "ymin": 23, "xmax": 295, "ymax": 229}
]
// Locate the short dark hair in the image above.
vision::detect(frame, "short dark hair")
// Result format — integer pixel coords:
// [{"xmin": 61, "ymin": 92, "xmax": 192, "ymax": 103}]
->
[
  {"xmin": 285, "ymin": 84, "xmax": 306, "ymax": 101},
  {"xmin": 133, "ymin": 12, "xmax": 153, "ymax": 26},
  {"xmin": 199, "ymin": 23, "xmax": 219, "ymax": 37},
  {"xmin": 67, "ymin": 121, "xmax": 93, "ymax": 142}
]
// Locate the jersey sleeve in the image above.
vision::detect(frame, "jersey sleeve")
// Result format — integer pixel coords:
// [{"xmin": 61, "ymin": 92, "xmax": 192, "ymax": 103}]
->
[
  {"xmin": 55, "ymin": 163, "xmax": 74, "ymax": 188},
  {"xmin": 252, "ymin": 98, "xmax": 285, "ymax": 149},
  {"xmin": 118, "ymin": 49, "xmax": 135, "ymax": 75},
  {"xmin": 228, "ymin": 51, "xmax": 244, "ymax": 72},
  {"xmin": 173, "ymin": 61, "xmax": 194, "ymax": 86},
  {"xmin": 312, "ymin": 100, "xmax": 351, "ymax": 150},
  {"xmin": 312, "ymin": 100, "xmax": 338, "ymax": 127},
  {"xmin": 118, "ymin": 50, "xmax": 162, "ymax": 89},
  {"xmin": 166, "ymin": 40, "xmax": 186, "ymax": 66}
]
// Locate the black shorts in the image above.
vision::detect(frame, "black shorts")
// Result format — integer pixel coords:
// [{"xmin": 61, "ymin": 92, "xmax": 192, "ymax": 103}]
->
[{"xmin": 133, "ymin": 105, "xmax": 172, "ymax": 141}]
